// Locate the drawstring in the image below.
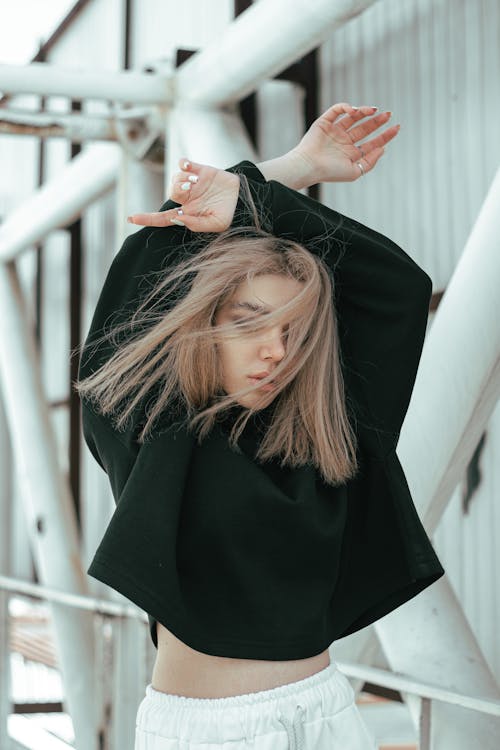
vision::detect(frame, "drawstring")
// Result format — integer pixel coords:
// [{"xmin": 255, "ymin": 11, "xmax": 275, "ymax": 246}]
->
[{"xmin": 277, "ymin": 704, "xmax": 307, "ymax": 750}]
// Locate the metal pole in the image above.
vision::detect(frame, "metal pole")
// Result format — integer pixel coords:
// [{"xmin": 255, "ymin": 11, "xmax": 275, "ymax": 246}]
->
[
  {"xmin": 0, "ymin": 1, "xmax": 379, "ymax": 108},
  {"xmin": 374, "ymin": 165, "xmax": 500, "ymax": 747},
  {"xmin": 164, "ymin": 103, "xmax": 258, "ymax": 180},
  {"xmin": 0, "ymin": 62, "xmax": 172, "ymax": 104},
  {"xmin": 404, "ymin": 166, "xmax": 500, "ymax": 537},
  {"xmin": 419, "ymin": 698, "xmax": 431, "ymax": 750},
  {"xmin": 0, "ymin": 143, "xmax": 120, "ymax": 262},
  {"xmin": 0, "ymin": 393, "xmax": 13, "ymax": 750},
  {"xmin": 111, "ymin": 617, "xmax": 145, "ymax": 749},
  {"xmin": 109, "ymin": 143, "xmax": 164, "ymax": 748},
  {"xmin": 175, "ymin": 0, "xmax": 381, "ymax": 106},
  {"xmin": 0, "ymin": 261, "xmax": 98, "ymax": 750},
  {"xmin": 0, "ymin": 108, "xmax": 119, "ymax": 141},
  {"xmin": 0, "ymin": 575, "xmax": 147, "ymax": 620}
]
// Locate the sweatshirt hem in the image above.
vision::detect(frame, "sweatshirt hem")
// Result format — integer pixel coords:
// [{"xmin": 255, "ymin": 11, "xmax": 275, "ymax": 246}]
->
[{"xmin": 88, "ymin": 556, "xmax": 334, "ymax": 659}]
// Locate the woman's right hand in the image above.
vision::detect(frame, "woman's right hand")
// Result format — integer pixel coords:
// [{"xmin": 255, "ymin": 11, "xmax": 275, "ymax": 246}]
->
[{"xmin": 127, "ymin": 159, "xmax": 240, "ymax": 232}]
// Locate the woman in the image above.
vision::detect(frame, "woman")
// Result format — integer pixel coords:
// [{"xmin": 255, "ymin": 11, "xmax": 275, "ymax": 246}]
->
[{"xmin": 76, "ymin": 103, "xmax": 444, "ymax": 749}]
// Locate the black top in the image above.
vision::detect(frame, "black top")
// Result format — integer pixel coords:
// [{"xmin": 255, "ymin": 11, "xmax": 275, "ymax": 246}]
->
[{"xmin": 78, "ymin": 161, "xmax": 444, "ymax": 659}]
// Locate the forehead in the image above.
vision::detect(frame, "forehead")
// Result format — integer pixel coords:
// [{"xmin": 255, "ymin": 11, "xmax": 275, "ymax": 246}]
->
[{"xmin": 226, "ymin": 274, "xmax": 303, "ymax": 313}]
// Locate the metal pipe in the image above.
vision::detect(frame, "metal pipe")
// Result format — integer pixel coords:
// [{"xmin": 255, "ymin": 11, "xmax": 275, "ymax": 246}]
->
[
  {"xmin": 0, "ymin": 397, "xmax": 13, "ymax": 750},
  {"xmin": 0, "ymin": 143, "xmax": 120, "ymax": 262},
  {"xmin": 336, "ymin": 660, "xmax": 500, "ymax": 718},
  {"xmin": 0, "ymin": 0, "xmax": 380, "ymax": 111},
  {"xmin": 164, "ymin": 105, "xmax": 258, "ymax": 195},
  {"xmin": 0, "ymin": 108, "xmax": 118, "ymax": 141},
  {"xmin": 373, "ymin": 165, "xmax": 500, "ymax": 747},
  {"xmin": 0, "ymin": 574, "xmax": 147, "ymax": 620},
  {"xmin": 0, "ymin": 262, "xmax": 99, "ymax": 750},
  {"xmin": 175, "ymin": 0, "xmax": 381, "ymax": 106},
  {"xmin": 0, "ymin": 62, "xmax": 172, "ymax": 103},
  {"xmin": 404, "ymin": 165, "xmax": 500, "ymax": 536}
]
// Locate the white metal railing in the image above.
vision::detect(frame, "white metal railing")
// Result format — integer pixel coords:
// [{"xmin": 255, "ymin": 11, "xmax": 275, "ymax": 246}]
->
[
  {"xmin": 0, "ymin": 575, "xmax": 147, "ymax": 622},
  {"xmin": 2, "ymin": 575, "xmax": 500, "ymax": 750},
  {"xmin": 0, "ymin": 574, "xmax": 150, "ymax": 750}
]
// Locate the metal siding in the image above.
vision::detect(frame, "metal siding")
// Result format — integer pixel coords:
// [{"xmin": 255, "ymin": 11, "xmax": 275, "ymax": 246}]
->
[
  {"xmin": 130, "ymin": 0, "xmax": 234, "ymax": 69},
  {"xmin": 313, "ymin": 0, "xmax": 500, "ymax": 677}
]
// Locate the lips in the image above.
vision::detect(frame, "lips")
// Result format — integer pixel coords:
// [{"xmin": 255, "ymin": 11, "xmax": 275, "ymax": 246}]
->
[{"xmin": 248, "ymin": 374, "xmax": 276, "ymax": 392}]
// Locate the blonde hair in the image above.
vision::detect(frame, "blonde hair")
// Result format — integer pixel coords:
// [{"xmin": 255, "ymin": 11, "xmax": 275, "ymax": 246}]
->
[{"xmin": 74, "ymin": 178, "xmax": 359, "ymax": 486}]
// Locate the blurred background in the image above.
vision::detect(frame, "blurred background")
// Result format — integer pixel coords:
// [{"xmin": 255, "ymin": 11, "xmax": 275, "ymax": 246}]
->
[{"xmin": 1, "ymin": 1, "xmax": 499, "ymax": 748}]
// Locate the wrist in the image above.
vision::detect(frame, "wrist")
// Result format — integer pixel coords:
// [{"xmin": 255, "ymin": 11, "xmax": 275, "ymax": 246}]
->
[{"xmin": 256, "ymin": 150, "xmax": 315, "ymax": 191}]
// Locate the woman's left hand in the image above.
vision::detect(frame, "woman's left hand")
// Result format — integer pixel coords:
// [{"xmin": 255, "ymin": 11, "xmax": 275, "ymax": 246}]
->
[{"xmin": 290, "ymin": 102, "xmax": 400, "ymax": 184}]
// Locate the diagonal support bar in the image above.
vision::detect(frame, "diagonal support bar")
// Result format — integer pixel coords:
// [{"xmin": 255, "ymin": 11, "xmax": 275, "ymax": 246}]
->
[
  {"xmin": 372, "ymin": 165, "xmax": 500, "ymax": 747},
  {"xmin": 0, "ymin": 143, "xmax": 119, "ymax": 262},
  {"xmin": 0, "ymin": 262, "xmax": 100, "ymax": 750}
]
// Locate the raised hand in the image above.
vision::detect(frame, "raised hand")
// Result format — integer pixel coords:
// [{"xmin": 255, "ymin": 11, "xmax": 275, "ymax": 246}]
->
[
  {"xmin": 127, "ymin": 159, "xmax": 240, "ymax": 231},
  {"xmin": 290, "ymin": 102, "xmax": 400, "ymax": 183}
]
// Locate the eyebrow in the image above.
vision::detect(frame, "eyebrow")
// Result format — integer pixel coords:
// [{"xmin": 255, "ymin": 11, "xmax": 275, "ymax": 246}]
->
[{"xmin": 229, "ymin": 301, "xmax": 272, "ymax": 313}]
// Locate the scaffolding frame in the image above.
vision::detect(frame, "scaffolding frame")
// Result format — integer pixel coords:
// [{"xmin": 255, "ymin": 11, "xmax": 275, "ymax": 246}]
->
[{"xmin": 1, "ymin": 0, "xmax": 500, "ymax": 748}]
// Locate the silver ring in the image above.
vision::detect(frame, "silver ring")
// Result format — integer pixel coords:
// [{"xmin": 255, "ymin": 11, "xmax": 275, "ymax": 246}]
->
[
  {"xmin": 356, "ymin": 161, "xmax": 365, "ymax": 177},
  {"xmin": 177, "ymin": 208, "xmax": 184, "ymax": 215}
]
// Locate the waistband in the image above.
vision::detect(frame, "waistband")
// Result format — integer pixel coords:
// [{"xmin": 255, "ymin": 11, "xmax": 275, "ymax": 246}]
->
[
  {"xmin": 143, "ymin": 658, "xmax": 339, "ymax": 710},
  {"xmin": 136, "ymin": 658, "xmax": 359, "ymax": 746}
]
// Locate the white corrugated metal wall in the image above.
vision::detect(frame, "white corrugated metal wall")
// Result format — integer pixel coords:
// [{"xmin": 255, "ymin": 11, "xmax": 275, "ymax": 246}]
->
[
  {"xmin": 317, "ymin": 0, "xmax": 500, "ymax": 679},
  {"xmin": 0, "ymin": 0, "xmax": 498, "ymax": 682}
]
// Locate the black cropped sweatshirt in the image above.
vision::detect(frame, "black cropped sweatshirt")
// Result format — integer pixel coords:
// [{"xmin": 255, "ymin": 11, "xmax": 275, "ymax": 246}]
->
[{"xmin": 78, "ymin": 160, "xmax": 444, "ymax": 659}]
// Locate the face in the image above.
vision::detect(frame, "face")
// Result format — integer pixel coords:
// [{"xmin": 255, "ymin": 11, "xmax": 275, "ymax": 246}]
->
[{"xmin": 213, "ymin": 274, "xmax": 304, "ymax": 407}]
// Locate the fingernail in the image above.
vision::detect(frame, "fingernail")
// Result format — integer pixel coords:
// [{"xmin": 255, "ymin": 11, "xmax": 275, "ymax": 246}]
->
[
  {"xmin": 352, "ymin": 106, "xmax": 359, "ymax": 110},
  {"xmin": 183, "ymin": 160, "xmax": 191, "ymax": 169},
  {"xmin": 127, "ymin": 216, "xmax": 135, "ymax": 223},
  {"xmin": 170, "ymin": 218, "xmax": 185, "ymax": 226},
  {"xmin": 371, "ymin": 106, "xmax": 378, "ymax": 110},
  {"xmin": 181, "ymin": 181, "xmax": 191, "ymax": 191},
  {"xmin": 188, "ymin": 174, "xmax": 198, "ymax": 183}
]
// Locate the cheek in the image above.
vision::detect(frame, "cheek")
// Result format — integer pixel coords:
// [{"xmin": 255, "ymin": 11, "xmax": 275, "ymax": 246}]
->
[{"xmin": 221, "ymin": 339, "xmax": 252, "ymax": 372}]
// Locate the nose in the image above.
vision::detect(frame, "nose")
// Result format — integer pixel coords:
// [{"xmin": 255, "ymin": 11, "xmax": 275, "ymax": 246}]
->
[{"xmin": 258, "ymin": 326, "xmax": 287, "ymax": 361}]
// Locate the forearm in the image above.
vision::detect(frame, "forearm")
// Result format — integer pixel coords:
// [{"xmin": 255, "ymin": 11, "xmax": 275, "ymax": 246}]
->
[{"xmin": 256, "ymin": 150, "xmax": 315, "ymax": 191}]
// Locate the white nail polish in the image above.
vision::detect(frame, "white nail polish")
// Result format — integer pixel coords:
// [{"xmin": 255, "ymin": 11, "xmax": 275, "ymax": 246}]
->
[
  {"xmin": 183, "ymin": 160, "xmax": 191, "ymax": 169},
  {"xmin": 188, "ymin": 174, "xmax": 198, "ymax": 183},
  {"xmin": 181, "ymin": 182, "xmax": 191, "ymax": 191},
  {"xmin": 170, "ymin": 218, "xmax": 185, "ymax": 226}
]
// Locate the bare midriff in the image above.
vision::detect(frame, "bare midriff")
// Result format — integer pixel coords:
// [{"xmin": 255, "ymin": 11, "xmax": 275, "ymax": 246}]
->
[{"xmin": 151, "ymin": 622, "xmax": 331, "ymax": 699}]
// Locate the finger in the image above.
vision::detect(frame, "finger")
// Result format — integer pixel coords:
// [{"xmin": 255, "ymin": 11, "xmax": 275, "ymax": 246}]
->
[
  {"xmin": 352, "ymin": 146, "xmax": 385, "ymax": 178},
  {"xmin": 320, "ymin": 102, "xmax": 378, "ymax": 125},
  {"xmin": 127, "ymin": 208, "xmax": 187, "ymax": 227},
  {"xmin": 354, "ymin": 124, "xmax": 400, "ymax": 158},
  {"xmin": 168, "ymin": 174, "xmax": 201, "ymax": 204},
  {"xmin": 177, "ymin": 157, "xmax": 205, "ymax": 172},
  {"xmin": 345, "ymin": 111, "xmax": 393, "ymax": 142}
]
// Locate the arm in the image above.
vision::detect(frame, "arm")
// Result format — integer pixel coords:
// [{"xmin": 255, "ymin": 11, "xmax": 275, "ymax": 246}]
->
[
  {"xmin": 257, "ymin": 102, "xmax": 399, "ymax": 188},
  {"xmin": 128, "ymin": 102, "xmax": 400, "ymax": 226},
  {"xmin": 124, "ymin": 157, "xmax": 431, "ymax": 457}
]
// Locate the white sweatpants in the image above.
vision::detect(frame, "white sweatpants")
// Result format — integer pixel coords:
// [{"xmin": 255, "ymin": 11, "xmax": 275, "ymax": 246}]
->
[{"xmin": 134, "ymin": 658, "xmax": 376, "ymax": 749}]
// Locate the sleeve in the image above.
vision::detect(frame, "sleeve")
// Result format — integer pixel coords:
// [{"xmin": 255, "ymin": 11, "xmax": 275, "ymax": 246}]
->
[
  {"xmin": 221, "ymin": 161, "xmax": 432, "ymax": 457},
  {"xmin": 265, "ymin": 176, "xmax": 433, "ymax": 457},
  {"xmin": 81, "ymin": 401, "xmax": 139, "ymax": 502},
  {"xmin": 78, "ymin": 160, "xmax": 269, "ymax": 470}
]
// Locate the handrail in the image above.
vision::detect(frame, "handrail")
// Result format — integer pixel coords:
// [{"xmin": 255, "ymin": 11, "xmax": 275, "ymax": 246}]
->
[
  {"xmin": 336, "ymin": 660, "xmax": 500, "ymax": 718},
  {"xmin": 0, "ymin": 574, "xmax": 147, "ymax": 621},
  {"xmin": 2, "ymin": 574, "xmax": 500, "ymax": 721}
]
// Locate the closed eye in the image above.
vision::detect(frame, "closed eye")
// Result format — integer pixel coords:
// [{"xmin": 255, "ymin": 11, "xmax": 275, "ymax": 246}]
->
[{"xmin": 232, "ymin": 316, "xmax": 289, "ymax": 338}]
